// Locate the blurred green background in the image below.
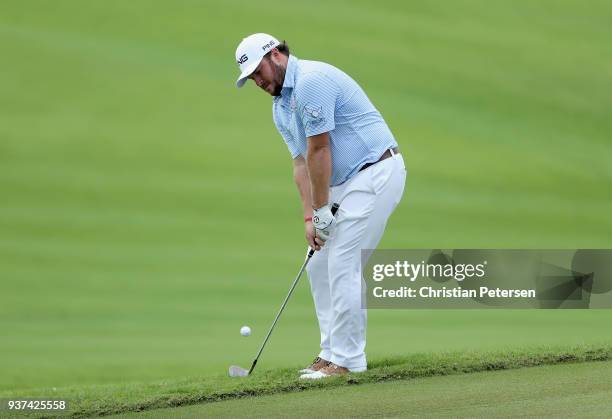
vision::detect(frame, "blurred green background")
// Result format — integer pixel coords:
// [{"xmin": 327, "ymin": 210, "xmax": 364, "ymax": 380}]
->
[{"xmin": 1, "ymin": 0, "xmax": 611, "ymax": 391}]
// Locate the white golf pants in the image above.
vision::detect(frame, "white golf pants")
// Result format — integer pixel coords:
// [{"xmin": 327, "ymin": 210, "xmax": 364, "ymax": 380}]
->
[{"xmin": 306, "ymin": 151, "xmax": 406, "ymax": 370}]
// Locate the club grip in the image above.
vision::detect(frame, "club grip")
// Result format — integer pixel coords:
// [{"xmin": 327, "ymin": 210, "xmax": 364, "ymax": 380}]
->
[{"xmin": 307, "ymin": 203, "xmax": 340, "ymax": 257}]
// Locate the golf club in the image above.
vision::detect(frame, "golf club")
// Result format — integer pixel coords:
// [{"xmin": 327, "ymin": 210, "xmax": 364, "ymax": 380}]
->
[{"xmin": 229, "ymin": 203, "xmax": 340, "ymax": 377}]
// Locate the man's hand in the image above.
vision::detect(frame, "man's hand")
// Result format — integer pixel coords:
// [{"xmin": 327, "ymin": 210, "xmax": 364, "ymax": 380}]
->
[
  {"xmin": 313, "ymin": 204, "xmax": 336, "ymax": 242},
  {"xmin": 305, "ymin": 220, "xmax": 325, "ymax": 251}
]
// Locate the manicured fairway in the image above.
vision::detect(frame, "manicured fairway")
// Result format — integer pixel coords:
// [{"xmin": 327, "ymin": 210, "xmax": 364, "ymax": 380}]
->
[
  {"xmin": 114, "ymin": 361, "xmax": 612, "ymax": 418},
  {"xmin": 1, "ymin": 0, "xmax": 611, "ymax": 396}
]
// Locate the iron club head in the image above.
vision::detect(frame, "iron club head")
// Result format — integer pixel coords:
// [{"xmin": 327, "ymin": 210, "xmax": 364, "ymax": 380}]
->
[{"xmin": 228, "ymin": 365, "xmax": 249, "ymax": 377}]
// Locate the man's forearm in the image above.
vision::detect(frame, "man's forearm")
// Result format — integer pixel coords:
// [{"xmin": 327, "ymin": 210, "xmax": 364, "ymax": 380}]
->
[
  {"xmin": 306, "ymin": 133, "xmax": 331, "ymax": 209},
  {"xmin": 293, "ymin": 156, "xmax": 313, "ymax": 218}
]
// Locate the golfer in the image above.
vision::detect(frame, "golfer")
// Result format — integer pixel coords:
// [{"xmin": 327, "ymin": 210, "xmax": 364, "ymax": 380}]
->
[{"xmin": 234, "ymin": 33, "xmax": 406, "ymax": 379}]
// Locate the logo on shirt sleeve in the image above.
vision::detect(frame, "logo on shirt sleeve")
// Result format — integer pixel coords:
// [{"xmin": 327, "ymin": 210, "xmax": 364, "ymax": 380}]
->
[{"xmin": 302, "ymin": 105, "xmax": 326, "ymax": 130}]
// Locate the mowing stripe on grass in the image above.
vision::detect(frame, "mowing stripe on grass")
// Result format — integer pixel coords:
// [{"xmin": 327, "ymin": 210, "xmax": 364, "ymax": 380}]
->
[
  {"xmin": 4, "ymin": 343, "xmax": 610, "ymax": 418},
  {"xmin": 113, "ymin": 361, "xmax": 612, "ymax": 418}
]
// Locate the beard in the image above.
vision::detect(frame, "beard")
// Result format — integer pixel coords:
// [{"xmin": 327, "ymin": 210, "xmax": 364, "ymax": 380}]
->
[{"xmin": 270, "ymin": 60, "xmax": 286, "ymax": 96}]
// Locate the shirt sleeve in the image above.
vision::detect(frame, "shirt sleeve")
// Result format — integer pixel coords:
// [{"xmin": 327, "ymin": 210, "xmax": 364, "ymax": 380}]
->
[
  {"xmin": 272, "ymin": 104, "xmax": 301, "ymax": 158},
  {"xmin": 294, "ymin": 72, "xmax": 338, "ymax": 137}
]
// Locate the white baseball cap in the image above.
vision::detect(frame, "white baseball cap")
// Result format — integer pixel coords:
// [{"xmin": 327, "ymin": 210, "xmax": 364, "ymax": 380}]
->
[{"xmin": 235, "ymin": 33, "xmax": 280, "ymax": 88}]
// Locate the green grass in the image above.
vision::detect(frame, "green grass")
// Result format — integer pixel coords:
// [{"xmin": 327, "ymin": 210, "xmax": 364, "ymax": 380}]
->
[
  {"xmin": 1, "ymin": 344, "xmax": 610, "ymax": 418},
  {"xmin": 114, "ymin": 360, "xmax": 612, "ymax": 418},
  {"xmin": 1, "ymin": 0, "xmax": 611, "ymax": 403}
]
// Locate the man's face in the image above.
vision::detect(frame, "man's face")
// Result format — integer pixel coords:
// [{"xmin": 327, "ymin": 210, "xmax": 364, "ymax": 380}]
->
[{"xmin": 248, "ymin": 54, "xmax": 286, "ymax": 96}]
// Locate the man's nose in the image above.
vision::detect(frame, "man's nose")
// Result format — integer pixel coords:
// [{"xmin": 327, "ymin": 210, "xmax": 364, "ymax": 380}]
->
[{"xmin": 254, "ymin": 77, "xmax": 264, "ymax": 87}]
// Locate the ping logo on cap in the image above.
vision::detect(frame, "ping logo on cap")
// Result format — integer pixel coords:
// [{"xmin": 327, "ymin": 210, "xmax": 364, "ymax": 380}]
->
[
  {"xmin": 262, "ymin": 40, "xmax": 276, "ymax": 52},
  {"xmin": 237, "ymin": 54, "xmax": 248, "ymax": 64}
]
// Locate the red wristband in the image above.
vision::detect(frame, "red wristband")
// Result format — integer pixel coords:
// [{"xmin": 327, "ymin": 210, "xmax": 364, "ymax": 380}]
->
[{"xmin": 304, "ymin": 216, "xmax": 312, "ymax": 222}]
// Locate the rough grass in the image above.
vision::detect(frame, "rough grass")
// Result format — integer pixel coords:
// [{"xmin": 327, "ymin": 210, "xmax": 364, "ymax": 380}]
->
[{"xmin": 3, "ymin": 343, "xmax": 609, "ymax": 418}]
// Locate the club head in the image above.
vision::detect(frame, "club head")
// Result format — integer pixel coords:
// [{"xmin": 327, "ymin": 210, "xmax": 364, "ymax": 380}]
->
[{"xmin": 228, "ymin": 365, "xmax": 249, "ymax": 377}]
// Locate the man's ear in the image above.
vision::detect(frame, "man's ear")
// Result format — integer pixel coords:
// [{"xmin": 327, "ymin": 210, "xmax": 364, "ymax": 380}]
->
[
  {"xmin": 268, "ymin": 49, "xmax": 277, "ymax": 61},
  {"xmin": 269, "ymin": 48, "xmax": 283, "ymax": 64}
]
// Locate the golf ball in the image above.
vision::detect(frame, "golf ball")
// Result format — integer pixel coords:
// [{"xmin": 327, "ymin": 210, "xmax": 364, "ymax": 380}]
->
[{"xmin": 240, "ymin": 326, "xmax": 251, "ymax": 337}]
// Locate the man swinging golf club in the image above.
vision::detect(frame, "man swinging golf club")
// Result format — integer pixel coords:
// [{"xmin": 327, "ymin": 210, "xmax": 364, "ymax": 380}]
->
[{"xmin": 234, "ymin": 33, "xmax": 406, "ymax": 379}]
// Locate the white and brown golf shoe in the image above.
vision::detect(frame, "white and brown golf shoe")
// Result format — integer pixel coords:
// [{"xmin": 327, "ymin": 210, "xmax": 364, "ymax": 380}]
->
[
  {"xmin": 299, "ymin": 362, "xmax": 351, "ymax": 379},
  {"xmin": 298, "ymin": 356, "xmax": 330, "ymax": 375}
]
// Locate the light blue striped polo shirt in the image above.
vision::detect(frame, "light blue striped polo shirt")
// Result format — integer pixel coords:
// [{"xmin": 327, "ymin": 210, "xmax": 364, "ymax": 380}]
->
[{"xmin": 272, "ymin": 55, "xmax": 398, "ymax": 186}]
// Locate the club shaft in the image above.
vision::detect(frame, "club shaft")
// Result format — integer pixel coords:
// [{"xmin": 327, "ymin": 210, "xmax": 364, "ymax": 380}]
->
[
  {"xmin": 249, "ymin": 253, "xmax": 311, "ymax": 374},
  {"xmin": 247, "ymin": 203, "xmax": 339, "ymax": 375}
]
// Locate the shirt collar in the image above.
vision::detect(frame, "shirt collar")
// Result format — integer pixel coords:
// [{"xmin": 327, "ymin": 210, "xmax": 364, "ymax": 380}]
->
[
  {"xmin": 282, "ymin": 55, "xmax": 298, "ymax": 90},
  {"xmin": 274, "ymin": 55, "xmax": 298, "ymax": 104}
]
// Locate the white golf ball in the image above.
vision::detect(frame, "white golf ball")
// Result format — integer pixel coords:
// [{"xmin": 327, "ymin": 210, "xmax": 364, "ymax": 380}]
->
[{"xmin": 240, "ymin": 326, "xmax": 251, "ymax": 337}]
